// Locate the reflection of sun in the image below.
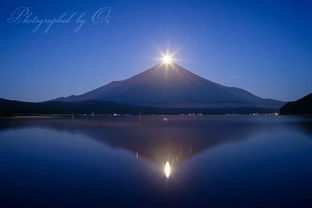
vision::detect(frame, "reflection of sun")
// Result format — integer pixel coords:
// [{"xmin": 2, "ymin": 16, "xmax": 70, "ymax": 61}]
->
[{"xmin": 164, "ymin": 161, "xmax": 171, "ymax": 178}]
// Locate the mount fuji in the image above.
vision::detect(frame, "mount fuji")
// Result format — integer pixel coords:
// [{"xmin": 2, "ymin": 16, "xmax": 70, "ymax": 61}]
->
[{"xmin": 53, "ymin": 63, "xmax": 283, "ymax": 110}]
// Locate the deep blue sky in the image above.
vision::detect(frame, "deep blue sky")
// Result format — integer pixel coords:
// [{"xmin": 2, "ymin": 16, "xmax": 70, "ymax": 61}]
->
[{"xmin": 1, "ymin": 0, "xmax": 311, "ymax": 102}]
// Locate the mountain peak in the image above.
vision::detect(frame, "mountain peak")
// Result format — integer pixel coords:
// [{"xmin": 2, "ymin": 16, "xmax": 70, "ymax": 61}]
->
[
  {"xmin": 128, "ymin": 63, "xmax": 209, "ymax": 83},
  {"xmin": 122, "ymin": 64, "xmax": 225, "ymax": 93}
]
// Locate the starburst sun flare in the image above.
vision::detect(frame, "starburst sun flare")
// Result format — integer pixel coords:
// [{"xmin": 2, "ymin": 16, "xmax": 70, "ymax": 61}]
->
[{"xmin": 160, "ymin": 52, "xmax": 175, "ymax": 64}]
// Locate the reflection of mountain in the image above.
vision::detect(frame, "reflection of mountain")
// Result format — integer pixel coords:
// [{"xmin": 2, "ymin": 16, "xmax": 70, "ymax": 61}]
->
[
  {"xmin": 0, "ymin": 116, "xmax": 263, "ymax": 164},
  {"xmin": 292, "ymin": 120, "xmax": 312, "ymax": 137}
]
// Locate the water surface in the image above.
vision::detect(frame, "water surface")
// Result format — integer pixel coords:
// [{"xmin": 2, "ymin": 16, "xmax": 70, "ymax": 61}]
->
[{"xmin": 0, "ymin": 115, "xmax": 311, "ymax": 208}]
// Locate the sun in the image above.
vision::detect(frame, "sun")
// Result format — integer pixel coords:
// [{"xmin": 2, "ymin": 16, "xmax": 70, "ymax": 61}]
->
[
  {"xmin": 161, "ymin": 53, "xmax": 174, "ymax": 64},
  {"xmin": 162, "ymin": 54, "xmax": 173, "ymax": 64},
  {"xmin": 158, "ymin": 49, "xmax": 177, "ymax": 65}
]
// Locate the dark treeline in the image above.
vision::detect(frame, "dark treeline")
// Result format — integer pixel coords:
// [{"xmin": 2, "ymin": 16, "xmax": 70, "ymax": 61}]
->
[
  {"xmin": 280, "ymin": 93, "xmax": 312, "ymax": 115},
  {"xmin": 0, "ymin": 98, "xmax": 279, "ymax": 116}
]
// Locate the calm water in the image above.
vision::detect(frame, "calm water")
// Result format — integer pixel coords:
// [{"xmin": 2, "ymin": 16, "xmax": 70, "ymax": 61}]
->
[{"xmin": 0, "ymin": 115, "xmax": 311, "ymax": 208}]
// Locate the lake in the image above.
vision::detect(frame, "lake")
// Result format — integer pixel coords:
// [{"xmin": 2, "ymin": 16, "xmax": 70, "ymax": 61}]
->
[{"xmin": 0, "ymin": 115, "xmax": 311, "ymax": 208}]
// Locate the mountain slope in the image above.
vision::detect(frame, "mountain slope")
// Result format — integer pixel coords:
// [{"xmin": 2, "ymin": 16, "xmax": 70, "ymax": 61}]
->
[
  {"xmin": 54, "ymin": 64, "xmax": 282, "ymax": 108},
  {"xmin": 280, "ymin": 93, "xmax": 312, "ymax": 115}
]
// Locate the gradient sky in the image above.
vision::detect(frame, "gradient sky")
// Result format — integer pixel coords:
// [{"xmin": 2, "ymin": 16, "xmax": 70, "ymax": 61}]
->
[{"xmin": 1, "ymin": 0, "xmax": 311, "ymax": 102}]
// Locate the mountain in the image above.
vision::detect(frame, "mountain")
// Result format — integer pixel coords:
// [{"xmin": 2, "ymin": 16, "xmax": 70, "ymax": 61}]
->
[
  {"xmin": 53, "ymin": 63, "xmax": 283, "ymax": 109},
  {"xmin": 280, "ymin": 93, "xmax": 312, "ymax": 115}
]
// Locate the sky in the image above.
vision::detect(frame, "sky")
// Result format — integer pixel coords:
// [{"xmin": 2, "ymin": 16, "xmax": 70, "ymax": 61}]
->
[{"xmin": 0, "ymin": 0, "xmax": 311, "ymax": 102}]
